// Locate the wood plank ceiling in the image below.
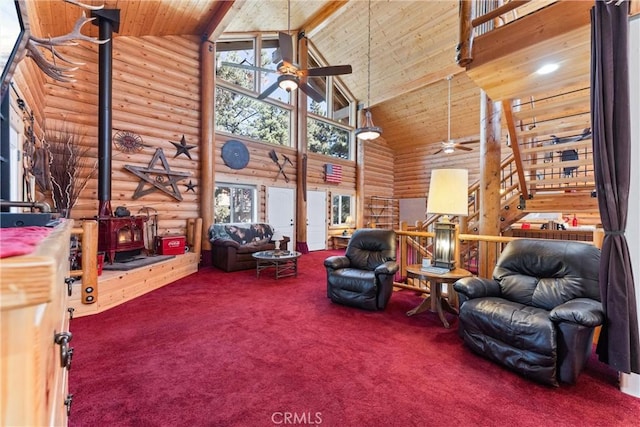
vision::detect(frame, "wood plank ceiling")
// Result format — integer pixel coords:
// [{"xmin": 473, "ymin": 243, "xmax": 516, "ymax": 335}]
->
[{"xmin": 26, "ymin": 0, "xmax": 595, "ymax": 154}]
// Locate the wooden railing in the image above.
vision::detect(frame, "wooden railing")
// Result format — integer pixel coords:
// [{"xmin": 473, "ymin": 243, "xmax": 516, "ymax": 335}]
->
[
  {"xmin": 457, "ymin": 0, "xmax": 551, "ymax": 66},
  {"xmin": 393, "ymin": 227, "xmax": 603, "ymax": 290},
  {"xmin": 70, "ymin": 220, "xmax": 99, "ymax": 305}
]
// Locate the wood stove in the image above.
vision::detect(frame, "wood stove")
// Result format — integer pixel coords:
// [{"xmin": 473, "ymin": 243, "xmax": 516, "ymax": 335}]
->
[{"xmin": 98, "ymin": 215, "xmax": 146, "ymax": 263}]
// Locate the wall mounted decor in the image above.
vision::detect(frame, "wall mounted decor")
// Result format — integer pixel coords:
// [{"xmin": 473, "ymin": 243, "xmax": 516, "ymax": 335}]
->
[
  {"xmin": 124, "ymin": 148, "xmax": 190, "ymax": 201},
  {"xmin": 170, "ymin": 135, "xmax": 196, "ymax": 160},
  {"xmin": 221, "ymin": 139, "xmax": 249, "ymax": 169},
  {"xmin": 184, "ymin": 180, "xmax": 197, "ymax": 193},
  {"xmin": 113, "ymin": 130, "xmax": 144, "ymax": 153}
]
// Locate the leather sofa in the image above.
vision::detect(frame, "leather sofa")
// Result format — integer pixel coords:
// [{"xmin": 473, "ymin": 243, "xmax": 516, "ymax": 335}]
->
[
  {"xmin": 453, "ymin": 239, "xmax": 603, "ymax": 386},
  {"xmin": 209, "ymin": 223, "xmax": 287, "ymax": 272},
  {"xmin": 325, "ymin": 228, "xmax": 399, "ymax": 311}
]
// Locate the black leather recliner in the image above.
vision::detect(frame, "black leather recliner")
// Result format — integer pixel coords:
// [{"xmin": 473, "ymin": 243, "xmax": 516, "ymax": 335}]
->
[
  {"xmin": 325, "ymin": 228, "xmax": 399, "ymax": 311},
  {"xmin": 453, "ymin": 239, "xmax": 603, "ymax": 386}
]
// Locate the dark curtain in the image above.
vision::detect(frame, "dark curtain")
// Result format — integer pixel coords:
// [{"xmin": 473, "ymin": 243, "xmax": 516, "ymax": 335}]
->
[{"xmin": 591, "ymin": 0, "xmax": 640, "ymax": 374}]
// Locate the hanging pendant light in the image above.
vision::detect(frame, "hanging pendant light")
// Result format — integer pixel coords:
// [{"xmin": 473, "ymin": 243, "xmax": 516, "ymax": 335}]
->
[{"xmin": 355, "ymin": 0, "xmax": 382, "ymax": 140}]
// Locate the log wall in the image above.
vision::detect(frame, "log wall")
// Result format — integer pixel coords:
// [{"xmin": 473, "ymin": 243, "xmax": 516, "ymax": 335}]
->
[{"xmin": 42, "ymin": 35, "xmax": 201, "ymax": 236}]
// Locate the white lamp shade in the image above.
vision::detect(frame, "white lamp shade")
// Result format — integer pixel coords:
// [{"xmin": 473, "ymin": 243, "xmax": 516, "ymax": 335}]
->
[{"xmin": 426, "ymin": 169, "xmax": 469, "ymax": 216}]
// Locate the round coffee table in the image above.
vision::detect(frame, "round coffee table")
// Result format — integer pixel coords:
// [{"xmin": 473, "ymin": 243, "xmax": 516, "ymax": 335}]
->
[
  {"xmin": 405, "ymin": 264, "xmax": 472, "ymax": 328},
  {"xmin": 252, "ymin": 250, "xmax": 302, "ymax": 279}
]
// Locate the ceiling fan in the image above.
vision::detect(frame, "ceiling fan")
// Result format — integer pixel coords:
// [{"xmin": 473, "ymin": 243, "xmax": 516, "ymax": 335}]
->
[
  {"xmin": 221, "ymin": 31, "xmax": 352, "ymax": 103},
  {"xmin": 433, "ymin": 75, "xmax": 479, "ymax": 154}
]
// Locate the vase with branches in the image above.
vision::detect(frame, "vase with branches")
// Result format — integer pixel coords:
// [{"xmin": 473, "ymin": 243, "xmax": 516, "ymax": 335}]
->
[{"xmin": 42, "ymin": 126, "xmax": 96, "ymax": 218}]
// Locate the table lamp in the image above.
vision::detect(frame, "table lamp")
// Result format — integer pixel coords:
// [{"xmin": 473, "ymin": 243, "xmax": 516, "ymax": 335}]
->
[{"xmin": 426, "ymin": 169, "xmax": 469, "ymax": 269}]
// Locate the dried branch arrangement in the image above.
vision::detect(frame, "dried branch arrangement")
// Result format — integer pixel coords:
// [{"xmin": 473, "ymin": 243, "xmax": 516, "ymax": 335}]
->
[{"xmin": 43, "ymin": 126, "xmax": 96, "ymax": 217}]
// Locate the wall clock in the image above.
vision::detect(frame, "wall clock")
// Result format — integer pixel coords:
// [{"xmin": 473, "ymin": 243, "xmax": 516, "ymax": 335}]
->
[{"xmin": 221, "ymin": 140, "xmax": 250, "ymax": 170}]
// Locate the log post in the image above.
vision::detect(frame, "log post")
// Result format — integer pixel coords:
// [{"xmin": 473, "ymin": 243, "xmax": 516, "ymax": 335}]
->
[
  {"xmin": 200, "ymin": 41, "xmax": 215, "ymax": 255},
  {"xmin": 457, "ymin": 0, "xmax": 475, "ymax": 67},
  {"xmin": 478, "ymin": 90, "xmax": 502, "ymax": 277}
]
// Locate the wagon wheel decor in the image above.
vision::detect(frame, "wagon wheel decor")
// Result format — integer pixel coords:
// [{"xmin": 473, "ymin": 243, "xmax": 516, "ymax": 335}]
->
[{"xmin": 113, "ymin": 130, "xmax": 144, "ymax": 153}]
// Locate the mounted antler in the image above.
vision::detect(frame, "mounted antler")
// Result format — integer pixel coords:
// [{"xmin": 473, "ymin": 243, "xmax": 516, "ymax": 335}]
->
[{"xmin": 26, "ymin": 1, "xmax": 107, "ymax": 82}]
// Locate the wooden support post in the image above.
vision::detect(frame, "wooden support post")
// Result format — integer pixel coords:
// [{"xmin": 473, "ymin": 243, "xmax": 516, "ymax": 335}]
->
[
  {"xmin": 296, "ymin": 36, "xmax": 309, "ymax": 252},
  {"xmin": 200, "ymin": 41, "xmax": 215, "ymax": 253},
  {"xmin": 457, "ymin": 0, "xmax": 475, "ymax": 66},
  {"xmin": 79, "ymin": 220, "xmax": 98, "ymax": 305},
  {"xmin": 478, "ymin": 91, "xmax": 502, "ymax": 277}
]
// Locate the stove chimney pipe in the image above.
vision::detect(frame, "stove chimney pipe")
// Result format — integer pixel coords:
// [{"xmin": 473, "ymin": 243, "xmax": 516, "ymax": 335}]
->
[{"xmin": 92, "ymin": 9, "xmax": 120, "ymax": 217}]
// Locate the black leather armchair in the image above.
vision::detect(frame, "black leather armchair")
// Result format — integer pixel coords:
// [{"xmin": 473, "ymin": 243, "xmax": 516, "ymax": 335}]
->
[
  {"xmin": 453, "ymin": 239, "xmax": 603, "ymax": 386},
  {"xmin": 325, "ymin": 228, "xmax": 399, "ymax": 311}
]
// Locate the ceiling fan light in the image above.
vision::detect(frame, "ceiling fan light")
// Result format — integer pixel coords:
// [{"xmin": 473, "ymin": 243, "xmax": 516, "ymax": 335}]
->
[
  {"xmin": 443, "ymin": 145, "xmax": 455, "ymax": 154},
  {"xmin": 278, "ymin": 74, "xmax": 298, "ymax": 92},
  {"xmin": 355, "ymin": 110, "xmax": 382, "ymax": 140}
]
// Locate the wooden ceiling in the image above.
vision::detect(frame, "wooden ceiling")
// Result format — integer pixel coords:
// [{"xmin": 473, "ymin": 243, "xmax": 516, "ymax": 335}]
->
[{"xmin": 25, "ymin": 0, "xmax": 607, "ymax": 153}]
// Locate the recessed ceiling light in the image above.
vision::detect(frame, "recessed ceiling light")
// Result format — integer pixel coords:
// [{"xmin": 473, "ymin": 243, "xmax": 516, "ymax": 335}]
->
[{"xmin": 537, "ymin": 63, "xmax": 559, "ymax": 75}]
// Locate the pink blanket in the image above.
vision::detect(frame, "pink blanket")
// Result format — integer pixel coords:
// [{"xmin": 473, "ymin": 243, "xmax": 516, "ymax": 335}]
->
[{"xmin": 0, "ymin": 226, "xmax": 53, "ymax": 258}]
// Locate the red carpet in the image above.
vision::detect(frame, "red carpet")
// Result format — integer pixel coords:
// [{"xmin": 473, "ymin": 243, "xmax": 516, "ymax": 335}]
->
[{"xmin": 68, "ymin": 250, "xmax": 640, "ymax": 426}]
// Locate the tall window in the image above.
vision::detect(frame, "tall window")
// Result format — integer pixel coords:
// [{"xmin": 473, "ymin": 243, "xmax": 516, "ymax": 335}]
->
[
  {"xmin": 332, "ymin": 194, "xmax": 354, "ymax": 225},
  {"xmin": 215, "ymin": 183, "xmax": 256, "ymax": 223},
  {"xmin": 306, "ymin": 52, "xmax": 354, "ymax": 160},
  {"xmin": 215, "ymin": 36, "xmax": 293, "ymax": 145}
]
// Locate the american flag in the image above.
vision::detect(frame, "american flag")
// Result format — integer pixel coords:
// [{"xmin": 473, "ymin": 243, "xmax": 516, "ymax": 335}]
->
[{"xmin": 324, "ymin": 163, "xmax": 342, "ymax": 183}]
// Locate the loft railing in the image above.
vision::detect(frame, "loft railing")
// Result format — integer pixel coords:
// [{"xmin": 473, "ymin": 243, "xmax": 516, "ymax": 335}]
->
[{"xmin": 457, "ymin": 0, "xmax": 552, "ymax": 67}]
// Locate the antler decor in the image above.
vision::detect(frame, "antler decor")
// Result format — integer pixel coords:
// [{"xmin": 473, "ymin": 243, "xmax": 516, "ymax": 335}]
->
[{"xmin": 26, "ymin": 0, "xmax": 107, "ymax": 82}]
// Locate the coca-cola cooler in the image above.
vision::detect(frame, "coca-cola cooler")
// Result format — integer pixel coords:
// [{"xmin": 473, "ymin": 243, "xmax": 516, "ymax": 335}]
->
[{"xmin": 154, "ymin": 235, "xmax": 186, "ymax": 255}]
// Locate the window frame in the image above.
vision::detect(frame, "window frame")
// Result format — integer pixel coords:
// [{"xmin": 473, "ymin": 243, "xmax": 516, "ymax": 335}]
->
[
  {"xmin": 214, "ymin": 182, "xmax": 258, "ymax": 224},
  {"xmin": 331, "ymin": 194, "xmax": 355, "ymax": 227}
]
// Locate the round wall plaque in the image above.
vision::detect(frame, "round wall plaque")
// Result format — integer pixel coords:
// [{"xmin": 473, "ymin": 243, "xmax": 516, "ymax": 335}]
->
[{"xmin": 221, "ymin": 140, "xmax": 250, "ymax": 170}]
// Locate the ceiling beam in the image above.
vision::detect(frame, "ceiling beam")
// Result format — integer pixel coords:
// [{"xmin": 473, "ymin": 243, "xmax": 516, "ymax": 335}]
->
[
  {"xmin": 302, "ymin": 1, "xmax": 350, "ymax": 38},
  {"xmin": 203, "ymin": 0, "xmax": 247, "ymax": 42}
]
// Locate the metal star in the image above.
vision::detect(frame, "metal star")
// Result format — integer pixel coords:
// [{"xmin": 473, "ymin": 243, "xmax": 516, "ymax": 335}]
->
[
  {"xmin": 170, "ymin": 135, "xmax": 196, "ymax": 160},
  {"xmin": 184, "ymin": 180, "xmax": 197, "ymax": 193},
  {"xmin": 124, "ymin": 148, "xmax": 191, "ymax": 201}
]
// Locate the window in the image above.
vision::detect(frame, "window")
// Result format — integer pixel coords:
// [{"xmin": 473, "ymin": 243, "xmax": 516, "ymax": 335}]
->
[
  {"xmin": 215, "ymin": 86, "xmax": 291, "ymax": 145},
  {"xmin": 214, "ymin": 184, "xmax": 256, "ymax": 223},
  {"xmin": 332, "ymin": 194, "xmax": 354, "ymax": 226},
  {"xmin": 307, "ymin": 117, "xmax": 350, "ymax": 159},
  {"xmin": 305, "ymin": 51, "xmax": 354, "ymax": 160}
]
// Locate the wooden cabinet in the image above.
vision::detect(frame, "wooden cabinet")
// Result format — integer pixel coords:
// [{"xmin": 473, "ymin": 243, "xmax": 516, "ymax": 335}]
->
[{"xmin": 1, "ymin": 220, "xmax": 73, "ymax": 426}]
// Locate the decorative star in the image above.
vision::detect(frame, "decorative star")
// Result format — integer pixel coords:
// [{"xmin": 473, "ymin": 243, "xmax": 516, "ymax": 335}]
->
[
  {"xmin": 124, "ymin": 148, "xmax": 191, "ymax": 201},
  {"xmin": 184, "ymin": 180, "xmax": 197, "ymax": 193},
  {"xmin": 170, "ymin": 135, "xmax": 196, "ymax": 160}
]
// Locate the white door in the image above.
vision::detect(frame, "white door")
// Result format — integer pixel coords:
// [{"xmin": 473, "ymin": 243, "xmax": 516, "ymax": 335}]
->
[
  {"xmin": 307, "ymin": 190, "xmax": 327, "ymax": 251},
  {"xmin": 267, "ymin": 187, "xmax": 295, "ymax": 249}
]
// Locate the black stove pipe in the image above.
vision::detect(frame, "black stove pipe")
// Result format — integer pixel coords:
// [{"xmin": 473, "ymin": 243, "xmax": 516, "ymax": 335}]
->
[{"xmin": 92, "ymin": 10, "xmax": 120, "ymax": 217}]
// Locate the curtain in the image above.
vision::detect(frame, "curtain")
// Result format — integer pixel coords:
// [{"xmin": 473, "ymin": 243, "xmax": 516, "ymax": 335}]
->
[{"xmin": 591, "ymin": 0, "xmax": 640, "ymax": 374}]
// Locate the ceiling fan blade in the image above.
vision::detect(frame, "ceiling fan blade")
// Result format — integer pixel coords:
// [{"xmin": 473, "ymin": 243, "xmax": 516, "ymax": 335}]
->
[
  {"xmin": 257, "ymin": 81, "xmax": 280, "ymax": 100},
  {"xmin": 457, "ymin": 139, "xmax": 480, "ymax": 145},
  {"xmin": 302, "ymin": 65, "xmax": 353, "ymax": 77},
  {"xmin": 278, "ymin": 32, "xmax": 294, "ymax": 64},
  {"xmin": 221, "ymin": 61, "xmax": 275, "ymax": 74},
  {"xmin": 433, "ymin": 148, "xmax": 443, "ymax": 155},
  {"xmin": 299, "ymin": 83, "xmax": 325, "ymax": 103},
  {"xmin": 456, "ymin": 145, "xmax": 474, "ymax": 151}
]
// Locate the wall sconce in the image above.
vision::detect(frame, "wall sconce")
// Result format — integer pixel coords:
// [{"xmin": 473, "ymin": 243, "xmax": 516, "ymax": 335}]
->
[{"xmin": 426, "ymin": 169, "xmax": 469, "ymax": 270}]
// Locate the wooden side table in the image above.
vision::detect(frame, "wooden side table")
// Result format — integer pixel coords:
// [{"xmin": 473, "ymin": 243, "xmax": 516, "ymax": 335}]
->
[
  {"xmin": 405, "ymin": 264, "xmax": 472, "ymax": 328},
  {"xmin": 331, "ymin": 235, "xmax": 351, "ymax": 249}
]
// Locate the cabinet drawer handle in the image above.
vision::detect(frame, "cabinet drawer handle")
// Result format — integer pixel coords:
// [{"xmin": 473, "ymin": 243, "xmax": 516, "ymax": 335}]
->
[
  {"xmin": 65, "ymin": 394, "xmax": 73, "ymax": 416},
  {"xmin": 65, "ymin": 277, "xmax": 76, "ymax": 297},
  {"xmin": 54, "ymin": 331, "xmax": 74, "ymax": 369}
]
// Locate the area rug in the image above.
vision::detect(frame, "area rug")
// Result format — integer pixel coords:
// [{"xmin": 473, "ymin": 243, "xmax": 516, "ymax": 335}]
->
[{"xmin": 102, "ymin": 254, "xmax": 175, "ymax": 271}]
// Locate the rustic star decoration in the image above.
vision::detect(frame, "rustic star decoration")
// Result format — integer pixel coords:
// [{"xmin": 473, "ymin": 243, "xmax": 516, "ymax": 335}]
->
[
  {"xmin": 124, "ymin": 148, "xmax": 191, "ymax": 201},
  {"xmin": 184, "ymin": 180, "xmax": 197, "ymax": 193},
  {"xmin": 170, "ymin": 135, "xmax": 196, "ymax": 160}
]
